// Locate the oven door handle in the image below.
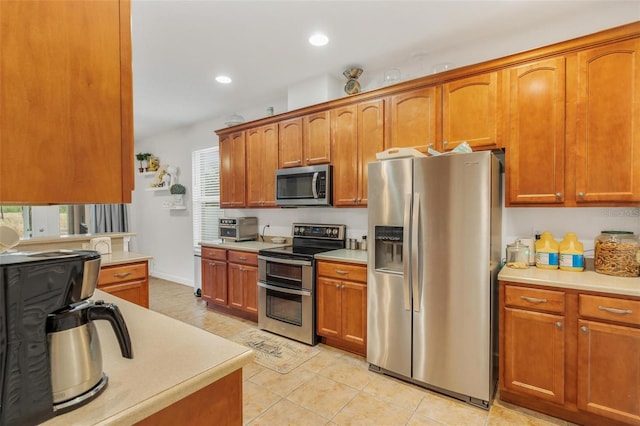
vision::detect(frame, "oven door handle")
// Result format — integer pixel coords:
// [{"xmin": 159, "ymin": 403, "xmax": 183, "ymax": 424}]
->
[
  {"xmin": 258, "ymin": 281, "xmax": 312, "ymax": 297},
  {"xmin": 258, "ymin": 255, "xmax": 312, "ymax": 266}
]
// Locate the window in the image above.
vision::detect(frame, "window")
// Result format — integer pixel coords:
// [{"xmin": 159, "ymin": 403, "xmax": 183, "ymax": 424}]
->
[{"xmin": 192, "ymin": 147, "xmax": 223, "ymax": 248}]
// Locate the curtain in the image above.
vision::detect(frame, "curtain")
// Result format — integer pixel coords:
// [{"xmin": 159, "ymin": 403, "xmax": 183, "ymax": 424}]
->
[{"xmin": 91, "ymin": 204, "xmax": 129, "ymax": 233}]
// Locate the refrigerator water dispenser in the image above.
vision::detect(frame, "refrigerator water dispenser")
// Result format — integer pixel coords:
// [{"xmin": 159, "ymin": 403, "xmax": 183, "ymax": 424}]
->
[{"xmin": 374, "ymin": 226, "xmax": 403, "ymax": 273}]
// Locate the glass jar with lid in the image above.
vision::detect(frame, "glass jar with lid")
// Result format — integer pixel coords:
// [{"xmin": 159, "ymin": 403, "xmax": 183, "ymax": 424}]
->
[
  {"xmin": 594, "ymin": 231, "xmax": 640, "ymax": 277},
  {"xmin": 506, "ymin": 240, "xmax": 530, "ymax": 269}
]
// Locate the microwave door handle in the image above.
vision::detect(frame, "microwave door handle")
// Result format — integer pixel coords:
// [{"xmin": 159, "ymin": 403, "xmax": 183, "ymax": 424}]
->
[{"xmin": 312, "ymin": 172, "xmax": 319, "ymax": 199}]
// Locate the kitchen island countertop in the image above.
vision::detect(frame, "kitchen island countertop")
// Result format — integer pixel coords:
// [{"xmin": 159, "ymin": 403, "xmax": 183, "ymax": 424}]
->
[
  {"xmin": 315, "ymin": 248, "xmax": 368, "ymax": 265},
  {"xmin": 42, "ymin": 290, "xmax": 252, "ymax": 425},
  {"xmin": 498, "ymin": 263, "xmax": 640, "ymax": 297},
  {"xmin": 100, "ymin": 251, "xmax": 152, "ymax": 266}
]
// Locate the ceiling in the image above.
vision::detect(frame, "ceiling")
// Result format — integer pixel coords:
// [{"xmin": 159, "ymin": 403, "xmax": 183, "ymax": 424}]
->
[{"xmin": 131, "ymin": 1, "xmax": 640, "ymax": 141}]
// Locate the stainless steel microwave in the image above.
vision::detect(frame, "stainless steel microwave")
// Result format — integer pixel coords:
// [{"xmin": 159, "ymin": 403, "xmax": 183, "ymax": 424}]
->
[{"xmin": 275, "ymin": 164, "xmax": 332, "ymax": 207}]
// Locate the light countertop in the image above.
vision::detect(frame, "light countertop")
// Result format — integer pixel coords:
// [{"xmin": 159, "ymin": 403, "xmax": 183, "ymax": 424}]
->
[
  {"xmin": 498, "ymin": 264, "xmax": 640, "ymax": 297},
  {"xmin": 315, "ymin": 249, "xmax": 368, "ymax": 265},
  {"xmin": 43, "ymin": 290, "xmax": 253, "ymax": 425},
  {"xmin": 200, "ymin": 240, "xmax": 289, "ymax": 252},
  {"xmin": 100, "ymin": 251, "xmax": 152, "ymax": 267},
  {"xmin": 16, "ymin": 232, "xmax": 135, "ymax": 246}
]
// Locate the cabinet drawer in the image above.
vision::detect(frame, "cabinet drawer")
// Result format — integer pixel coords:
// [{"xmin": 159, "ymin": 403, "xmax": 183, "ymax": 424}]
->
[
  {"xmin": 228, "ymin": 250, "xmax": 258, "ymax": 266},
  {"xmin": 317, "ymin": 261, "xmax": 367, "ymax": 283},
  {"xmin": 504, "ymin": 285, "xmax": 565, "ymax": 314},
  {"xmin": 99, "ymin": 262, "xmax": 147, "ymax": 286},
  {"xmin": 202, "ymin": 247, "xmax": 226, "ymax": 261},
  {"xmin": 579, "ymin": 294, "xmax": 640, "ymax": 326}
]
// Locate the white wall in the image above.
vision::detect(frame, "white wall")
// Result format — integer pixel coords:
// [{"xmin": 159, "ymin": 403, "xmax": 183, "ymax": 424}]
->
[{"xmin": 132, "ymin": 10, "xmax": 640, "ymax": 286}]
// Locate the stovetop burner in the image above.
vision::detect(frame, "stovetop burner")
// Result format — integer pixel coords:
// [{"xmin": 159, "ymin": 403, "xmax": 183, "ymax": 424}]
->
[{"xmin": 259, "ymin": 223, "xmax": 346, "ymax": 260}]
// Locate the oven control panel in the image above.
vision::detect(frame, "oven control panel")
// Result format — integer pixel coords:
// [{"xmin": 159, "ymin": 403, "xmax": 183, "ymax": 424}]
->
[{"xmin": 292, "ymin": 223, "xmax": 345, "ymax": 240}]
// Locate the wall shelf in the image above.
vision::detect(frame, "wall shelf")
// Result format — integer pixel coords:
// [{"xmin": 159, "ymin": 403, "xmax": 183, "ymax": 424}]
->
[
  {"xmin": 145, "ymin": 187, "xmax": 168, "ymax": 192},
  {"xmin": 137, "ymin": 171, "xmax": 156, "ymax": 176}
]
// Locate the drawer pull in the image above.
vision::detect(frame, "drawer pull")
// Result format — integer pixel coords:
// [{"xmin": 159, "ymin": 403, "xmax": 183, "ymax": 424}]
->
[
  {"xmin": 238, "ymin": 256, "xmax": 248, "ymax": 261},
  {"xmin": 334, "ymin": 269, "xmax": 349, "ymax": 275},
  {"xmin": 520, "ymin": 296, "xmax": 547, "ymax": 304},
  {"xmin": 581, "ymin": 326, "xmax": 588, "ymax": 333},
  {"xmin": 113, "ymin": 272, "xmax": 132, "ymax": 278},
  {"xmin": 555, "ymin": 322, "xmax": 563, "ymax": 328},
  {"xmin": 209, "ymin": 263, "xmax": 216, "ymax": 267},
  {"xmin": 598, "ymin": 305, "xmax": 633, "ymax": 315}
]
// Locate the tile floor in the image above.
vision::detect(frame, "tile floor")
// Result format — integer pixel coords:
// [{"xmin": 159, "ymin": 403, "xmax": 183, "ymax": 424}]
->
[{"xmin": 149, "ymin": 277, "xmax": 570, "ymax": 426}]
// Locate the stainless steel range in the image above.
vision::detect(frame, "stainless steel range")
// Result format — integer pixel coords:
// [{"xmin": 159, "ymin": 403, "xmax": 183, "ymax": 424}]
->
[{"xmin": 257, "ymin": 223, "xmax": 346, "ymax": 345}]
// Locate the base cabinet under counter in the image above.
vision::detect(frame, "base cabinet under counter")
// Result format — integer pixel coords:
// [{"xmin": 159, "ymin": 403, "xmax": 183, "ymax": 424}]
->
[
  {"xmin": 500, "ymin": 280, "xmax": 640, "ymax": 426},
  {"xmin": 201, "ymin": 247, "xmax": 258, "ymax": 322},
  {"xmin": 98, "ymin": 260, "xmax": 149, "ymax": 308}
]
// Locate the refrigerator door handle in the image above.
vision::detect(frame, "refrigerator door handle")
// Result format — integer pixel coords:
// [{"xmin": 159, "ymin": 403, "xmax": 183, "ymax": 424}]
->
[
  {"xmin": 403, "ymin": 193, "xmax": 411, "ymax": 311},
  {"xmin": 412, "ymin": 193, "xmax": 420, "ymax": 312}
]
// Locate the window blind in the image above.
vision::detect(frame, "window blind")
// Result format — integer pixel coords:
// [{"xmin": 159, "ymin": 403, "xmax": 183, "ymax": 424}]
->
[{"xmin": 192, "ymin": 147, "xmax": 223, "ymax": 248}]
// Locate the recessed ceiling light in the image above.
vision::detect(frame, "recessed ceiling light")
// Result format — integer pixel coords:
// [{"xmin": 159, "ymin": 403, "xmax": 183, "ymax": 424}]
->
[
  {"xmin": 309, "ymin": 33, "xmax": 329, "ymax": 47},
  {"xmin": 215, "ymin": 75, "xmax": 232, "ymax": 84}
]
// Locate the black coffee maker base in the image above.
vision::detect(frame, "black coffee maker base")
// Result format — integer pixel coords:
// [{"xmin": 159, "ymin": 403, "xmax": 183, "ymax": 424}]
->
[{"xmin": 53, "ymin": 373, "xmax": 109, "ymax": 415}]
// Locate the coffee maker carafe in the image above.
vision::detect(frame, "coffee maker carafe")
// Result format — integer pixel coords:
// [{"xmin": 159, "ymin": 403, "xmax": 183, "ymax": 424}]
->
[{"xmin": 0, "ymin": 249, "xmax": 133, "ymax": 425}]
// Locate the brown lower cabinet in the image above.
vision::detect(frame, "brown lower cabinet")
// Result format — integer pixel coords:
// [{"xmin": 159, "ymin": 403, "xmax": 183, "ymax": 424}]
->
[
  {"xmin": 316, "ymin": 260, "xmax": 367, "ymax": 356},
  {"xmin": 201, "ymin": 247, "xmax": 258, "ymax": 322},
  {"xmin": 98, "ymin": 261, "xmax": 149, "ymax": 308},
  {"xmin": 500, "ymin": 281, "xmax": 640, "ymax": 426}
]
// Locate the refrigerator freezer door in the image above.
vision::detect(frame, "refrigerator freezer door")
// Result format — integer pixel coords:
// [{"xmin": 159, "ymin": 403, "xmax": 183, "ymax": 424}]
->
[
  {"xmin": 367, "ymin": 158, "xmax": 413, "ymax": 378},
  {"xmin": 412, "ymin": 151, "xmax": 494, "ymax": 402}
]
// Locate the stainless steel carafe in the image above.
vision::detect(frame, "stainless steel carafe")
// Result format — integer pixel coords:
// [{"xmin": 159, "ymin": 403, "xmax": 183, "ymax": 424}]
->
[{"xmin": 47, "ymin": 299, "xmax": 133, "ymax": 412}]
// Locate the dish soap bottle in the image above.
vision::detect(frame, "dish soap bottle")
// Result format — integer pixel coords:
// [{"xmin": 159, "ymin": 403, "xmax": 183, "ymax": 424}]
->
[
  {"xmin": 535, "ymin": 231, "xmax": 559, "ymax": 270},
  {"xmin": 559, "ymin": 232, "xmax": 584, "ymax": 272}
]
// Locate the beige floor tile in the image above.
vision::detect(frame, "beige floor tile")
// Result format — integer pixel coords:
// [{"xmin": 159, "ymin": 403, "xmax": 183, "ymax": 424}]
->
[
  {"xmin": 287, "ymin": 375, "xmax": 359, "ymax": 419},
  {"xmin": 301, "ymin": 348, "xmax": 344, "ymax": 373},
  {"xmin": 331, "ymin": 392, "xmax": 414, "ymax": 426},
  {"xmin": 488, "ymin": 404, "xmax": 567, "ymax": 426},
  {"xmin": 491, "ymin": 399, "xmax": 567, "ymax": 425},
  {"xmin": 249, "ymin": 398, "xmax": 329, "ymax": 426},
  {"xmin": 243, "ymin": 361, "xmax": 265, "ymax": 381},
  {"xmin": 249, "ymin": 366, "xmax": 317, "ymax": 397},
  {"xmin": 406, "ymin": 414, "xmax": 447, "ymax": 426},
  {"xmin": 361, "ymin": 373, "xmax": 427, "ymax": 411},
  {"xmin": 413, "ymin": 392, "xmax": 489, "ymax": 426},
  {"xmin": 317, "ymin": 353, "xmax": 372, "ymax": 390},
  {"xmin": 243, "ymin": 381, "xmax": 282, "ymax": 425}
]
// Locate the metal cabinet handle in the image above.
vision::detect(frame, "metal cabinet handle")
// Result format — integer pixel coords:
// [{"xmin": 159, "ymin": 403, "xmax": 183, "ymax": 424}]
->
[
  {"xmin": 443, "ymin": 141, "xmax": 448, "ymax": 146},
  {"xmin": 520, "ymin": 296, "xmax": 548, "ymax": 304},
  {"xmin": 297, "ymin": 159, "xmax": 302, "ymax": 163},
  {"xmin": 306, "ymin": 158, "xmax": 310, "ymax": 162},
  {"xmin": 341, "ymin": 285, "xmax": 345, "ymax": 289},
  {"xmin": 580, "ymin": 326, "xmax": 588, "ymax": 333},
  {"xmin": 334, "ymin": 270, "xmax": 349, "ymax": 275},
  {"xmin": 352, "ymin": 198, "xmax": 357, "ymax": 202},
  {"xmin": 208, "ymin": 263, "xmax": 216, "ymax": 267},
  {"xmin": 238, "ymin": 256, "xmax": 248, "ymax": 261},
  {"xmin": 335, "ymin": 284, "xmax": 340, "ymax": 288},
  {"xmin": 578, "ymin": 192, "xmax": 585, "ymax": 198},
  {"xmin": 598, "ymin": 305, "xmax": 633, "ymax": 315},
  {"xmin": 113, "ymin": 272, "xmax": 132, "ymax": 278},
  {"xmin": 555, "ymin": 193, "xmax": 562, "ymax": 199},
  {"xmin": 555, "ymin": 322, "xmax": 563, "ymax": 328}
]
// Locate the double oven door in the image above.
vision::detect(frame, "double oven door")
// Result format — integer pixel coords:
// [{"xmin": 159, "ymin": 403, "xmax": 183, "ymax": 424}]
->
[{"xmin": 257, "ymin": 254, "xmax": 315, "ymax": 345}]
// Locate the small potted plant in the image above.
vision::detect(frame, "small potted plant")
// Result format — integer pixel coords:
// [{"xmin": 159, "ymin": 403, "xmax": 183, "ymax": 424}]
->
[
  {"xmin": 170, "ymin": 183, "xmax": 186, "ymax": 207},
  {"xmin": 135, "ymin": 153, "xmax": 146, "ymax": 173}
]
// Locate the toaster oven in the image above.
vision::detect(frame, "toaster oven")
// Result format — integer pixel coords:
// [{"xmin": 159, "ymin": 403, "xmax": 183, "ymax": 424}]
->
[{"xmin": 219, "ymin": 217, "xmax": 258, "ymax": 242}]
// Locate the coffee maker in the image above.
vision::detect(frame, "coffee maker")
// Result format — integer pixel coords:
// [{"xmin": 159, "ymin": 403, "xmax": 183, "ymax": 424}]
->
[{"xmin": 0, "ymin": 250, "xmax": 133, "ymax": 425}]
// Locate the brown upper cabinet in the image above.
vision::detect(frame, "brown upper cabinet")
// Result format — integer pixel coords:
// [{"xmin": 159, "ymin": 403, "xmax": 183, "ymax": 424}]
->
[
  {"xmin": 331, "ymin": 100, "xmax": 385, "ymax": 207},
  {"xmin": 0, "ymin": 0, "xmax": 134, "ymax": 204},
  {"xmin": 506, "ymin": 57, "xmax": 566, "ymax": 206},
  {"xmin": 574, "ymin": 39, "xmax": 640, "ymax": 204},
  {"xmin": 246, "ymin": 124, "xmax": 278, "ymax": 207},
  {"xmin": 441, "ymin": 72, "xmax": 502, "ymax": 151},
  {"xmin": 219, "ymin": 131, "xmax": 246, "ymax": 208},
  {"xmin": 388, "ymin": 87, "xmax": 439, "ymax": 154},
  {"xmin": 278, "ymin": 112, "xmax": 331, "ymax": 168}
]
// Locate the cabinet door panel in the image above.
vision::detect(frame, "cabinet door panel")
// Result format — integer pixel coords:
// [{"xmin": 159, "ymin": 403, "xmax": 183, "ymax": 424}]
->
[
  {"xmin": 341, "ymin": 282, "xmax": 367, "ymax": 348},
  {"xmin": 332, "ymin": 105, "xmax": 359, "ymax": 206},
  {"xmin": 575, "ymin": 39, "xmax": 640, "ymax": 203},
  {"xmin": 99, "ymin": 279, "xmax": 148, "ymax": 308},
  {"xmin": 220, "ymin": 132, "xmax": 246, "ymax": 207},
  {"xmin": 316, "ymin": 277, "xmax": 341, "ymax": 338},
  {"xmin": 389, "ymin": 87, "xmax": 438, "ymax": 153},
  {"xmin": 577, "ymin": 319, "xmax": 640, "ymax": 424},
  {"xmin": 442, "ymin": 72, "xmax": 500, "ymax": 151},
  {"xmin": 228, "ymin": 263, "xmax": 244, "ymax": 310},
  {"xmin": 278, "ymin": 117, "xmax": 303, "ymax": 168},
  {"xmin": 503, "ymin": 307, "xmax": 565, "ymax": 404},
  {"xmin": 243, "ymin": 265, "xmax": 258, "ymax": 314},
  {"xmin": 358, "ymin": 99, "xmax": 385, "ymax": 205},
  {"xmin": 247, "ymin": 124, "xmax": 278, "ymax": 207},
  {"xmin": 202, "ymin": 259, "xmax": 227, "ymax": 306},
  {"xmin": 303, "ymin": 111, "xmax": 331, "ymax": 165},
  {"xmin": 0, "ymin": 0, "xmax": 133, "ymax": 203},
  {"xmin": 506, "ymin": 57, "xmax": 566, "ymax": 205}
]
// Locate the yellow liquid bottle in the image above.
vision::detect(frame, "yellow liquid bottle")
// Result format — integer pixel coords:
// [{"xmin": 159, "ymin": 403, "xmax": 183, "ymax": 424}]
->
[
  {"xmin": 535, "ymin": 231, "xmax": 559, "ymax": 270},
  {"xmin": 559, "ymin": 232, "xmax": 584, "ymax": 272}
]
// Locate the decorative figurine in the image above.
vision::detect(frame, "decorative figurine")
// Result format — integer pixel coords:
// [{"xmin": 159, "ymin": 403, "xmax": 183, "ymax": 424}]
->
[{"xmin": 343, "ymin": 67, "xmax": 363, "ymax": 95}]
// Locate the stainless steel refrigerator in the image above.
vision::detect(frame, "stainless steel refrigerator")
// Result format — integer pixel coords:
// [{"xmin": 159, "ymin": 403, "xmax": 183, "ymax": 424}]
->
[{"xmin": 367, "ymin": 150, "xmax": 502, "ymax": 409}]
